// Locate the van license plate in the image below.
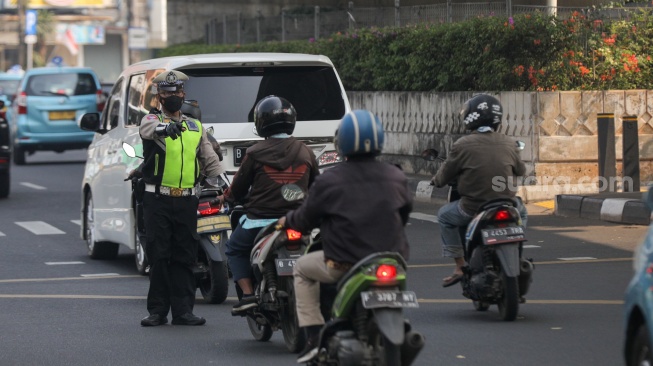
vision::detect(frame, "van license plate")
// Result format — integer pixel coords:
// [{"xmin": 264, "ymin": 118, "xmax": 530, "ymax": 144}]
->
[
  {"xmin": 275, "ymin": 258, "xmax": 297, "ymax": 276},
  {"xmin": 361, "ymin": 291, "xmax": 419, "ymax": 309},
  {"xmin": 49, "ymin": 110, "xmax": 75, "ymax": 120},
  {"xmin": 481, "ymin": 226, "xmax": 525, "ymax": 245},
  {"xmin": 233, "ymin": 146, "xmax": 248, "ymax": 166}
]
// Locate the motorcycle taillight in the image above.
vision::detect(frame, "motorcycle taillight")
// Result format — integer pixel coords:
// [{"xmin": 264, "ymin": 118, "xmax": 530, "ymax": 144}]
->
[
  {"xmin": 494, "ymin": 209, "xmax": 512, "ymax": 221},
  {"xmin": 376, "ymin": 264, "xmax": 397, "ymax": 282},
  {"xmin": 198, "ymin": 201, "xmax": 220, "ymax": 216},
  {"xmin": 286, "ymin": 229, "xmax": 302, "ymax": 241}
]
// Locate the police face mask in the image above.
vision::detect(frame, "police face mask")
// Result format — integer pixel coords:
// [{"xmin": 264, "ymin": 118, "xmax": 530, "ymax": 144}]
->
[{"xmin": 161, "ymin": 95, "xmax": 184, "ymax": 113}]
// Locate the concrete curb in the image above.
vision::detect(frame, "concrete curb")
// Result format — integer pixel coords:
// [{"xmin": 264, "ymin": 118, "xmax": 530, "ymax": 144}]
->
[
  {"xmin": 556, "ymin": 194, "xmax": 651, "ymax": 225},
  {"xmin": 407, "ymin": 174, "xmax": 651, "ymax": 225}
]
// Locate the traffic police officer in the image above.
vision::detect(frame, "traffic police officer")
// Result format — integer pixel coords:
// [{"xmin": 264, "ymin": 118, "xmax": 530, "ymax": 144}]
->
[{"xmin": 139, "ymin": 70, "xmax": 224, "ymax": 326}]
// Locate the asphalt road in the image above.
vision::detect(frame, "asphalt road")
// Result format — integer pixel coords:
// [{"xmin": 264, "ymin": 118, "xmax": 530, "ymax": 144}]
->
[{"xmin": 0, "ymin": 150, "xmax": 646, "ymax": 366}]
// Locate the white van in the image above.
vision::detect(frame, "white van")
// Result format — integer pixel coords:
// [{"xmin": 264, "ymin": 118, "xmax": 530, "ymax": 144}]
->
[{"xmin": 78, "ymin": 53, "xmax": 350, "ymax": 272}]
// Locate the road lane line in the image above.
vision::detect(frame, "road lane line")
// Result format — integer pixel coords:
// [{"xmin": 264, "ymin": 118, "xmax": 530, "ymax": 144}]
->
[
  {"xmin": 15, "ymin": 221, "xmax": 65, "ymax": 235},
  {"xmin": 20, "ymin": 182, "xmax": 46, "ymax": 190},
  {"xmin": 0, "ymin": 231, "xmax": 5, "ymax": 236},
  {"xmin": 409, "ymin": 213, "xmax": 438, "ymax": 223},
  {"xmin": 81, "ymin": 273, "xmax": 120, "ymax": 277},
  {"xmin": 71, "ymin": 220, "xmax": 81, "ymax": 226},
  {"xmin": 559, "ymin": 257, "xmax": 597, "ymax": 260},
  {"xmin": 0, "ymin": 275, "xmax": 141, "ymax": 283},
  {"xmin": 45, "ymin": 261, "xmax": 85, "ymax": 265},
  {"xmin": 417, "ymin": 299, "xmax": 623, "ymax": 305},
  {"xmin": 407, "ymin": 257, "xmax": 631, "ymax": 268}
]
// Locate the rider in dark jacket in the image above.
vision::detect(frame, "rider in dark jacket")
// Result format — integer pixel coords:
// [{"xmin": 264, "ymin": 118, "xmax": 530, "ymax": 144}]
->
[
  {"xmin": 220, "ymin": 96, "xmax": 319, "ymax": 315},
  {"xmin": 279, "ymin": 109, "xmax": 412, "ymax": 363}
]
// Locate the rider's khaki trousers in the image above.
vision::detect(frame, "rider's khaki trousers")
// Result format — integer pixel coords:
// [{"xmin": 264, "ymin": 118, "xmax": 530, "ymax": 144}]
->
[{"xmin": 293, "ymin": 250, "xmax": 345, "ymax": 327}]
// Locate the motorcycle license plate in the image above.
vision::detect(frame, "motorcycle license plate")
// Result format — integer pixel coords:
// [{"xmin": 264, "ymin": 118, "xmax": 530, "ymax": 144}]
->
[
  {"xmin": 361, "ymin": 291, "xmax": 419, "ymax": 309},
  {"xmin": 275, "ymin": 258, "xmax": 297, "ymax": 276},
  {"xmin": 197, "ymin": 215, "xmax": 231, "ymax": 233},
  {"xmin": 233, "ymin": 146, "xmax": 248, "ymax": 166},
  {"xmin": 481, "ymin": 226, "xmax": 525, "ymax": 245}
]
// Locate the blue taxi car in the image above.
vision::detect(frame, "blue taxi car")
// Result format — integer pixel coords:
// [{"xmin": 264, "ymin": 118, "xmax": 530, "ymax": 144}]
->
[
  {"xmin": 624, "ymin": 186, "xmax": 653, "ymax": 366},
  {"xmin": 10, "ymin": 66, "xmax": 104, "ymax": 164}
]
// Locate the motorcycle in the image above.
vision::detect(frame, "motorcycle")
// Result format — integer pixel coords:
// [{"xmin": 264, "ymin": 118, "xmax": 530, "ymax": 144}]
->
[
  {"xmin": 229, "ymin": 207, "xmax": 309, "ymax": 353},
  {"xmin": 122, "ymin": 142, "xmax": 231, "ymax": 304},
  {"xmin": 421, "ymin": 147, "xmax": 534, "ymax": 321},
  {"xmin": 308, "ymin": 246, "xmax": 424, "ymax": 366}
]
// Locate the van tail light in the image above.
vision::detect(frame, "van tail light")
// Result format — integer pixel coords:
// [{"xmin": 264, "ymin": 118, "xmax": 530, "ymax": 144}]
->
[
  {"xmin": 96, "ymin": 90, "xmax": 106, "ymax": 112},
  {"xmin": 198, "ymin": 201, "xmax": 220, "ymax": 217},
  {"xmin": 17, "ymin": 91, "xmax": 27, "ymax": 115},
  {"xmin": 376, "ymin": 264, "xmax": 398, "ymax": 282}
]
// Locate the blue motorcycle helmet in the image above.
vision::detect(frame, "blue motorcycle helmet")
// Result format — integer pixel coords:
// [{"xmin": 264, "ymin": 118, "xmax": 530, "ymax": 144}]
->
[{"xmin": 334, "ymin": 109, "xmax": 384, "ymax": 158}]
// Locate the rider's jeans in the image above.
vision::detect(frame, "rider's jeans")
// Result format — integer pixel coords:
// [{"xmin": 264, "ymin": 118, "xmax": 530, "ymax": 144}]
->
[
  {"xmin": 225, "ymin": 223, "xmax": 260, "ymax": 282},
  {"xmin": 293, "ymin": 250, "xmax": 345, "ymax": 327},
  {"xmin": 438, "ymin": 200, "xmax": 528, "ymax": 259}
]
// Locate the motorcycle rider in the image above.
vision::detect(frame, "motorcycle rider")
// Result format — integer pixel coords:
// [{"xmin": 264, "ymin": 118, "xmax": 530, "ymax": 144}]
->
[
  {"xmin": 278, "ymin": 109, "xmax": 412, "ymax": 363},
  {"xmin": 218, "ymin": 95, "xmax": 320, "ymax": 315},
  {"xmin": 431, "ymin": 94, "xmax": 527, "ymax": 288}
]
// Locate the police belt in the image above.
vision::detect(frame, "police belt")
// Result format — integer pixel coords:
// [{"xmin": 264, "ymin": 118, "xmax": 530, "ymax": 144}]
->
[{"xmin": 145, "ymin": 184, "xmax": 196, "ymax": 197}]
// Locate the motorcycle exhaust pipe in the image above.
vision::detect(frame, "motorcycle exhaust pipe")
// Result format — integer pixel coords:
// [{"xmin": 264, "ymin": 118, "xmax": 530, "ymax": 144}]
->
[
  {"xmin": 400, "ymin": 331, "xmax": 425, "ymax": 366},
  {"xmin": 518, "ymin": 258, "xmax": 534, "ymax": 296}
]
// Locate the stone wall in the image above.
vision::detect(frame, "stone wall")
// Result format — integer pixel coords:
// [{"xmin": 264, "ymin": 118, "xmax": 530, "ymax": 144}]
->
[{"xmin": 348, "ymin": 90, "xmax": 653, "ymax": 202}]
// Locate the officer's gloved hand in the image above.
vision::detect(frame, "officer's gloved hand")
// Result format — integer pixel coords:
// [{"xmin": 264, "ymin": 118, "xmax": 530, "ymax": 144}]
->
[{"xmin": 165, "ymin": 122, "xmax": 184, "ymax": 140}]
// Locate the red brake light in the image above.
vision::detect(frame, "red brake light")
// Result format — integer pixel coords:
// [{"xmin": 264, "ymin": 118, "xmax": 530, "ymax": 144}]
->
[
  {"xmin": 198, "ymin": 201, "xmax": 220, "ymax": 216},
  {"xmin": 376, "ymin": 264, "xmax": 397, "ymax": 281},
  {"xmin": 494, "ymin": 209, "xmax": 511, "ymax": 221},
  {"xmin": 17, "ymin": 91, "xmax": 27, "ymax": 115},
  {"xmin": 286, "ymin": 229, "xmax": 302, "ymax": 241},
  {"xmin": 96, "ymin": 90, "xmax": 106, "ymax": 112}
]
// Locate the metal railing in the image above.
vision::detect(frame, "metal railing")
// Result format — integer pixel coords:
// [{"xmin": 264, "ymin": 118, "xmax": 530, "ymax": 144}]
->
[{"xmin": 204, "ymin": 1, "xmax": 652, "ymax": 45}]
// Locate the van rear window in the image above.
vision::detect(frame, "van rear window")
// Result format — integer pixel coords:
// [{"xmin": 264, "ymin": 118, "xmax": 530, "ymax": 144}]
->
[
  {"xmin": 181, "ymin": 66, "xmax": 346, "ymax": 123},
  {"xmin": 25, "ymin": 73, "xmax": 98, "ymax": 96}
]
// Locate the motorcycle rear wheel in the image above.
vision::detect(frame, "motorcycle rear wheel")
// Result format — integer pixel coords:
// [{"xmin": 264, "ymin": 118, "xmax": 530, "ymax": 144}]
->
[
  {"xmin": 281, "ymin": 277, "xmax": 305, "ymax": 353},
  {"xmin": 247, "ymin": 315, "xmax": 273, "ymax": 342},
  {"xmin": 198, "ymin": 258, "xmax": 229, "ymax": 304},
  {"xmin": 473, "ymin": 300, "xmax": 490, "ymax": 311},
  {"xmin": 497, "ymin": 271, "xmax": 519, "ymax": 321},
  {"xmin": 370, "ymin": 329, "xmax": 401, "ymax": 366}
]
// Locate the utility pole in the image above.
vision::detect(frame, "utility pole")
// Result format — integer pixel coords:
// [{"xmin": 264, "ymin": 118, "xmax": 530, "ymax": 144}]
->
[{"xmin": 17, "ymin": 0, "xmax": 28, "ymax": 68}]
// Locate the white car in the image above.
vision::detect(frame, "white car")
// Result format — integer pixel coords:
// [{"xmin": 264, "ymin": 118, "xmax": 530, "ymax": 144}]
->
[{"xmin": 78, "ymin": 53, "xmax": 351, "ymax": 273}]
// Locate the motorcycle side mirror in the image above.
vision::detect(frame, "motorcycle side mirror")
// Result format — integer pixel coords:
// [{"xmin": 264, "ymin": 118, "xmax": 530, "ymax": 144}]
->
[
  {"xmin": 516, "ymin": 141, "xmax": 525, "ymax": 151},
  {"xmin": 420, "ymin": 148, "xmax": 439, "ymax": 161},
  {"xmin": 122, "ymin": 142, "xmax": 143, "ymax": 159},
  {"xmin": 206, "ymin": 126, "xmax": 214, "ymax": 136}
]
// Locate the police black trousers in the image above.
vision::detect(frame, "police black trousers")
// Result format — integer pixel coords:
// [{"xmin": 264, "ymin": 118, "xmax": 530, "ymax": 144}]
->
[{"xmin": 143, "ymin": 192, "xmax": 199, "ymax": 318}]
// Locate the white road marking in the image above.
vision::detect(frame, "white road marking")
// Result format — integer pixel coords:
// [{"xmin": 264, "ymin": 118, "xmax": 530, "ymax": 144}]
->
[
  {"xmin": 523, "ymin": 245, "xmax": 541, "ymax": 248},
  {"xmin": 70, "ymin": 220, "xmax": 81, "ymax": 226},
  {"xmin": 80, "ymin": 273, "xmax": 120, "ymax": 277},
  {"xmin": 410, "ymin": 213, "xmax": 438, "ymax": 223},
  {"xmin": 559, "ymin": 257, "xmax": 597, "ymax": 261},
  {"xmin": 20, "ymin": 182, "xmax": 46, "ymax": 190},
  {"xmin": 45, "ymin": 261, "xmax": 85, "ymax": 265},
  {"xmin": 0, "ymin": 231, "xmax": 5, "ymax": 237},
  {"xmin": 15, "ymin": 221, "xmax": 65, "ymax": 235}
]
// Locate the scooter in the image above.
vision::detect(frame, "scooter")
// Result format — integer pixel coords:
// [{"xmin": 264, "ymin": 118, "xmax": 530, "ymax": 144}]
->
[
  {"xmin": 308, "ymin": 246, "xmax": 425, "ymax": 366},
  {"xmin": 229, "ymin": 211, "xmax": 309, "ymax": 353},
  {"xmin": 422, "ymin": 148, "xmax": 534, "ymax": 321}
]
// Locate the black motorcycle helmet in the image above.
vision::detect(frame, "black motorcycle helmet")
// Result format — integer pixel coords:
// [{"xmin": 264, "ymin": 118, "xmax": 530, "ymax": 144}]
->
[
  {"xmin": 254, "ymin": 95, "xmax": 297, "ymax": 138},
  {"xmin": 460, "ymin": 94, "xmax": 503, "ymax": 131}
]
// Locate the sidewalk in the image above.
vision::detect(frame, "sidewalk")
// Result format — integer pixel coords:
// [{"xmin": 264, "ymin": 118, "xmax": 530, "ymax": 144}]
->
[{"xmin": 406, "ymin": 174, "xmax": 651, "ymax": 225}]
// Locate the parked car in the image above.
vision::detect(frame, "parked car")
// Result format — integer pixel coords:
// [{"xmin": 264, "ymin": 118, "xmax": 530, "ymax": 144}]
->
[
  {"xmin": 77, "ymin": 52, "xmax": 350, "ymax": 271},
  {"xmin": 0, "ymin": 100, "xmax": 10, "ymax": 198},
  {"xmin": 10, "ymin": 66, "xmax": 105, "ymax": 165},
  {"xmin": 0, "ymin": 72, "xmax": 22, "ymax": 124},
  {"xmin": 624, "ymin": 186, "xmax": 653, "ymax": 366}
]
